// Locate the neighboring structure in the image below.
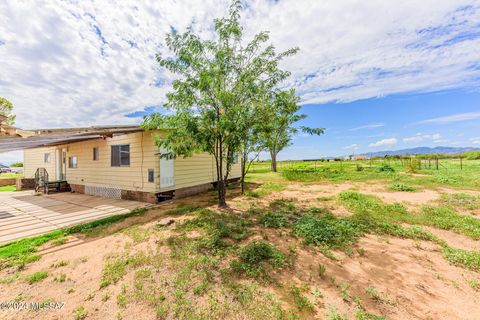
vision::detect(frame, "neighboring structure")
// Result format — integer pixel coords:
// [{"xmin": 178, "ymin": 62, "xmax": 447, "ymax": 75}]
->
[
  {"xmin": 5, "ymin": 126, "xmax": 241, "ymax": 203},
  {"xmin": 344, "ymin": 155, "xmax": 368, "ymax": 161}
]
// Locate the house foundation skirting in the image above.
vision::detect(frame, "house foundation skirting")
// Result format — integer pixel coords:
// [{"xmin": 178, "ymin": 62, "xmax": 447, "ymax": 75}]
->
[
  {"xmin": 70, "ymin": 184, "xmax": 157, "ymax": 204},
  {"xmin": 69, "ymin": 177, "xmax": 241, "ymax": 204}
]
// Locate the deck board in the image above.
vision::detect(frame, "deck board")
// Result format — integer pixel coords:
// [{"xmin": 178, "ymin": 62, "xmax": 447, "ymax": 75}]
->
[{"xmin": 0, "ymin": 191, "xmax": 151, "ymax": 245}]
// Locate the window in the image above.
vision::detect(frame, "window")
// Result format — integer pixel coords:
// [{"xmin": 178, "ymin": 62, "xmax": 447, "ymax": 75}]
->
[
  {"xmin": 148, "ymin": 169, "xmax": 154, "ymax": 183},
  {"xmin": 44, "ymin": 153, "xmax": 51, "ymax": 163},
  {"xmin": 232, "ymin": 152, "xmax": 239, "ymax": 164},
  {"xmin": 111, "ymin": 144, "xmax": 130, "ymax": 166},
  {"xmin": 68, "ymin": 156, "xmax": 78, "ymax": 168},
  {"xmin": 93, "ymin": 147, "xmax": 99, "ymax": 161}
]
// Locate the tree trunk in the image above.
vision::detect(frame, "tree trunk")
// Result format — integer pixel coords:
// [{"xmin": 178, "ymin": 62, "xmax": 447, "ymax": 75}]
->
[
  {"xmin": 217, "ymin": 138, "xmax": 227, "ymax": 208},
  {"xmin": 241, "ymin": 149, "xmax": 247, "ymax": 194},
  {"xmin": 270, "ymin": 150, "xmax": 277, "ymax": 172}
]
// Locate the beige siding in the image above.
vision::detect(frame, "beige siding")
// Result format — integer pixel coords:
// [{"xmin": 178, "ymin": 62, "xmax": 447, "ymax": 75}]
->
[
  {"xmin": 59, "ymin": 131, "xmax": 159, "ymax": 193},
  {"xmin": 165, "ymin": 153, "xmax": 241, "ymax": 192},
  {"xmin": 24, "ymin": 147, "xmax": 57, "ymax": 178},
  {"xmin": 23, "ymin": 130, "xmax": 242, "ymax": 194}
]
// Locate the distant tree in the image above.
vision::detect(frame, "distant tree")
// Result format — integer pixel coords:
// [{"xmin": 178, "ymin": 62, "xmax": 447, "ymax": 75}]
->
[
  {"xmin": 10, "ymin": 162, "xmax": 23, "ymax": 167},
  {"xmin": 463, "ymin": 151, "xmax": 480, "ymax": 160},
  {"xmin": 142, "ymin": 1, "xmax": 298, "ymax": 207},
  {"xmin": 0, "ymin": 97, "xmax": 15, "ymax": 125},
  {"xmin": 259, "ymin": 89, "xmax": 324, "ymax": 172}
]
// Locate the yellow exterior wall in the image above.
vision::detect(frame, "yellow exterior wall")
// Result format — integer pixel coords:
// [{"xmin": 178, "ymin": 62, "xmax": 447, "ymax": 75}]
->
[
  {"xmin": 23, "ymin": 130, "xmax": 242, "ymax": 193},
  {"xmin": 23, "ymin": 146, "xmax": 57, "ymax": 178},
  {"xmin": 58, "ymin": 131, "xmax": 159, "ymax": 193}
]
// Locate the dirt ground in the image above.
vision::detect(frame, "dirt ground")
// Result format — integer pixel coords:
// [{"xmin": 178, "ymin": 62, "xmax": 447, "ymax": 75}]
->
[{"xmin": 1, "ymin": 179, "xmax": 479, "ymax": 320}]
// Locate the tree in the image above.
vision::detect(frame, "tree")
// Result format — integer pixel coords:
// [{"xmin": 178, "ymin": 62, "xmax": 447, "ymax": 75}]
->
[
  {"xmin": 0, "ymin": 97, "xmax": 15, "ymax": 125},
  {"xmin": 259, "ymin": 89, "xmax": 324, "ymax": 172},
  {"xmin": 10, "ymin": 162, "xmax": 23, "ymax": 167},
  {"xmin": 142, "ymin": 1, "xmax": 298, "ymax": 207}
]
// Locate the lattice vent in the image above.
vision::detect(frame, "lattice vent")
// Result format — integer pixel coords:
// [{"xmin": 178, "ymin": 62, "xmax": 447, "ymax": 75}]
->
[{"xmin": 85, "ymin": 185, "xmax": 122, "ymax": 199}]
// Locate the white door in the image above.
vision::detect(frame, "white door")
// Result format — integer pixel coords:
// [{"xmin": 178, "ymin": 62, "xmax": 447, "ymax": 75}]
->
[
  {"xmin": 55, "ymin": 149, "xmax": 62, "ymax": 180},
  {"xmin": 159, "ymin": 147, "xmax": 175, "ymax": 188}
]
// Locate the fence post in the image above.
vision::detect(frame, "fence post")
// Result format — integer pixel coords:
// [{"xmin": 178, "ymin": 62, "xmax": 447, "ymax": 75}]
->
[{"xmin": 436, "ymin": 157, "xmax": 439, "ymax": 170}]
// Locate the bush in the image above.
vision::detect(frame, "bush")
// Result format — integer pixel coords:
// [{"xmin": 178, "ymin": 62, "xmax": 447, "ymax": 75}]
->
[
  {"xmin": 390, "ymin": 182, "xmax": 415, "ymax": 192},
  {"xmin": 183, "ymin": 209, "xmax": 251, "ymax": 250},
  {"xmin": 259, "ymin": 212, "xmax": 289, "ymax": 228},
  {"xmin": 231, "ymin": 241, "xmax": 286, "ymax": 278},
  {"xmin": 377, "ymin": 164, "xmax": 395, "ymax": 173},
  {"xmin": 10, "ymin": 162, "xmax": 23, "ymax": 167},
  {"xmin": 292, "ymin": 214, "xmax": 363, "ymax": 248},
  {"xmin": 356, "ymin": 164, "xmax": 364, "ymax": 171},
  {"xmin": 405, "ymin": 159, "xmax": 420, "ymax": 173}
]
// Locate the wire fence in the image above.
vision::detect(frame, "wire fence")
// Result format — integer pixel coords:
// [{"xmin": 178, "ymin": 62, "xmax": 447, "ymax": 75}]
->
[{"xmin": 250, "ymin": 157, "xmax": 478, "ymax": 173}]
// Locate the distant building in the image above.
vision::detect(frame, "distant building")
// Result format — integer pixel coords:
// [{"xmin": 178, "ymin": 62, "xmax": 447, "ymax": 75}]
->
[{"xmin": 352, "ymin": 155, "xmax": 367, "ymax": 161}]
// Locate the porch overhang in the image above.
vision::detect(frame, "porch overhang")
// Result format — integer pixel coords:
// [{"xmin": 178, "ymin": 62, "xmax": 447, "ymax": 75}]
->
[{"xmin": 0, "ymin": 125, "xmax": 143, "ymax": 153}]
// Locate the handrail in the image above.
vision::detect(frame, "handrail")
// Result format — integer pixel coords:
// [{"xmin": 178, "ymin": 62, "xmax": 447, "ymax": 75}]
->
[{"xmin": 34, "ymin": 168, "xmax": 49, "ymax": 193}]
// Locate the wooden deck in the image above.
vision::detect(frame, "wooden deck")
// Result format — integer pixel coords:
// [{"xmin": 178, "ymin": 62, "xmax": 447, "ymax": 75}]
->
[{"xmin": 0, "ymin": 191, "xmax": 152, "ymax": 245}]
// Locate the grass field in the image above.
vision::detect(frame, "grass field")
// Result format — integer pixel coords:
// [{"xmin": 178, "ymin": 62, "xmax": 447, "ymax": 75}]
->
[
  {"xmin": 0, "ymin": 173, "xmax": 23, "ymax": 179},
  {"xmin": 0, "ymin": 185, "xmax": 16, "ymax": 192},
  {"xmin": 0, "ymin": 159, "xmax": 479, "ymax": 319}
]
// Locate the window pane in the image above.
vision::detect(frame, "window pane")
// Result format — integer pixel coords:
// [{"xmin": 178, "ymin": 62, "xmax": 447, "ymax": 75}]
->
[
  {"xmin": 68, "ymin": 156, "xmax": 77, "ymax": 168},
  {"xmin": 120, "ymin": 151, "xmax": 130, "ymax": 166},
  {"xmin": 93, "ymin": 147, "xmax": 99, "ymax": 161},
  {"xmin": 148, "ymin": 169, "xmax": 154, "ymax": 183},
  {"xmin": 44, "ymin": 153, "xmax": 50, "ymax": 163},
  {"xmin": 111, "ymin": 146, "xmax": 120, "ymax": 166},
  {"xmin": 120, "ymin": 145, "xmax": 130, "ymax": 166}
]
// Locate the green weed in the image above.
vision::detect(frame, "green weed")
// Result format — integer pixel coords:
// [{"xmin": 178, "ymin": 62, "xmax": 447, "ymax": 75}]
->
[
  {"xmin": 231, "ymin": 241, "xmax": 287, "ymax": 279},
  {"xmin": 26, "ymin": 271, "xmax": 48, "ymax": 284},
  {"xmin": 259, "ymin": 211, "xmax": 289, "ymax": 228},
  {"xmin": 73, "ymin": 305, "xmax": 88, "ymax": 320},
  {"xmin": 391, "ymin": 182, "xmax": 416, "ymax": 192}
]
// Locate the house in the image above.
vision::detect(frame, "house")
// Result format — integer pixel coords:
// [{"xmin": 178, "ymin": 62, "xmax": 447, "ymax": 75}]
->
[{"xmin": 6, "ymin": 125, "xmax": 241, "ymax": 203}]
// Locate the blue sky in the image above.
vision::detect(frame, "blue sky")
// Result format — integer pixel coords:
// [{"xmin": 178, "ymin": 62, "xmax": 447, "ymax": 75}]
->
[
  {"xmin": 1, "ymin": 1, "xmax": 480, "ymax": 164},
  {"xmin": 278, "ymin": 89, "xmax": 480, "ymax": 160}
]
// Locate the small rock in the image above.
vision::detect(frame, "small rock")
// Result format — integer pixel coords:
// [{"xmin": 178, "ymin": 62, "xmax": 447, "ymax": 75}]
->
[{"xmin": 157, "ymin": 218, "xmax": 174, "ymax": 227}]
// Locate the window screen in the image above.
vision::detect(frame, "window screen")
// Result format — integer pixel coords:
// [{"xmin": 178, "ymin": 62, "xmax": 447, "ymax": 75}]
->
[
  {"xmin": 111, "ymin": 145, "xmax": 130, "ymax": 166},
  {"xmin": 93, "ymin": 147, "xmax": 99, "ymax": 161},
  {"xmin": 44, "ymin": 153, "xmax": 51, "ymax": 163},
  {"xmin": 148, "ymin": 169, "xmax": 154, "ymax": 183},
  {"xmin": 68, "ymin": 156, "xmax": 78, "ymax": 168}
]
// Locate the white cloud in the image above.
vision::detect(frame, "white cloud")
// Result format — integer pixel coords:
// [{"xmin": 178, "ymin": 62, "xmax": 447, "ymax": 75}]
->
[
  {"xmin": 369, "ymin": 138, "xmax": 398, "ymax": 148},
  {"xmin": 471, "ymin": 137, "xmax": 480, "ymax": 144},
  {"xmin": 417, "ymin": 112, "xmax": 480, "ymax": 125},
  {"xmin": 0, "ymin": 1, "xmax": 479, "ymax": 130},
  {"xmin": 350, "ymin": 123, "xmax": 384, "ymax": 131},
  {"xmin": 403, "ymin": 132, "xmax": 442, "ymax": 143},
  {"xmin": 343, "ymin": 144, "xmax": 360, "ymax": 150}
]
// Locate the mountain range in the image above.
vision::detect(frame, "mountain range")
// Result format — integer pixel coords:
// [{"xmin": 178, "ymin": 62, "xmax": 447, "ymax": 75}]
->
[{"xmin": 358, "ymin": 146, "xmax": 479, "ymax": 158}]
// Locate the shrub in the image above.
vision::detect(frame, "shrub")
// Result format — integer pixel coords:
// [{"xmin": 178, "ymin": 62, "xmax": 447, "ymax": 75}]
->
[
  {"xmin": 231, "ymin": 241, "xmax": 287, "ymax": 278},
  {"xmin": 183, "ymin": 209, "xmax": 251, "ymax": 250},
  {"xmin": 259, "ymin": 212, "xmax": 289, "ymax": 228},
  {"xmin": 377, "ymin": 164, "xmax": 394, "ymax": 173},
  {"xmin": 390, "ymin": 182, "xmax": 415, "ymax": 192},
  {"xmin": 293, "ymin": 214, "xmax": 363, "ymax": 249},
  {"xmin": 405, "ymin": 159, "xmax": 420, "ymax": 173},
  {"xmin": 355, "ymin": 164, "xmax": 364, "ymax": 171}
]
